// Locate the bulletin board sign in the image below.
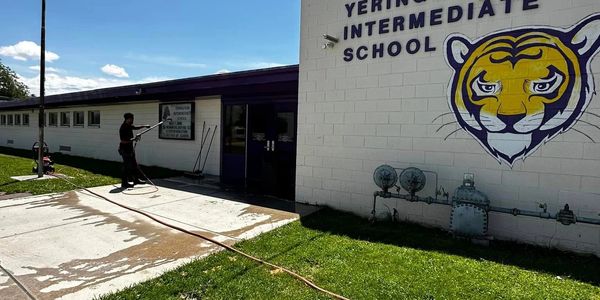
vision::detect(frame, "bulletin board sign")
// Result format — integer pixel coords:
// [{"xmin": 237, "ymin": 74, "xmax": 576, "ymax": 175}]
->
[{"xmin": 159, "ymin": 102, "xmax": 195, "ymax": 140}]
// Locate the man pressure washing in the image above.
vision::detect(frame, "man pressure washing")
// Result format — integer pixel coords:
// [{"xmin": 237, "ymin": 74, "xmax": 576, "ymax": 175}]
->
[{"xmin": 119, "ymin": 113, "xmax": 150, "ymax": 189}]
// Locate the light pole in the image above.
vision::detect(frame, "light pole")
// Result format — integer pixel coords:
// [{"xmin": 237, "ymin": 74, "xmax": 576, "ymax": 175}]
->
[{"xmin": 38, "ymin": 0, "xmax": 46, "ymax": 178}]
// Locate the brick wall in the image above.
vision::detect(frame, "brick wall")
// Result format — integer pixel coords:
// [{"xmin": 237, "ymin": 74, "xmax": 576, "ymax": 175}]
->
[{"xmin": 298, "ymin": 0, "xmax": 600, "ymax": 256}]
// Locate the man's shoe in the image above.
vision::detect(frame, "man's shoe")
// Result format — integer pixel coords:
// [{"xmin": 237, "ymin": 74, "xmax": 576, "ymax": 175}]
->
[
  {"xmin": 133, "ymin": 179, "xmax": 146, "ymax": 185},
  {"xmin": 121, "ymin": 183, "xmax": 133, "ymax": 189}
]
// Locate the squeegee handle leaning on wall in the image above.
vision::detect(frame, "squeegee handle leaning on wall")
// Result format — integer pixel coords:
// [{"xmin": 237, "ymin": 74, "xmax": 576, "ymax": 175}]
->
[
  {"xmin": 192, "ymin": 122, "xmax": 207, "ymax": 173},
  {"xmin": 200, "ymin": 125, "xmax": 218, "ymax": 173},
  {"xmin": 194, "ymin": 124, "xmax": 212, "ymax": 173}
]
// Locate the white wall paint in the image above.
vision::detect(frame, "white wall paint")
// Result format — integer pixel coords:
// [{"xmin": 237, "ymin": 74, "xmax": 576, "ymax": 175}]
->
[
  {"xmin": 0, "ymin": 97, "xmax": 222, "ymax": 176},
  {"xmin": 298, "ymin": 0, "xmax": 600, "ymax": 256}
]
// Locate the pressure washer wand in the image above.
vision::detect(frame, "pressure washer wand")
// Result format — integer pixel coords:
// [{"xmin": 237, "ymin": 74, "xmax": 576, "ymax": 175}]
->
[{"xmin": 131, "ymin": 118, "xmax": 172, "ymax": 141}]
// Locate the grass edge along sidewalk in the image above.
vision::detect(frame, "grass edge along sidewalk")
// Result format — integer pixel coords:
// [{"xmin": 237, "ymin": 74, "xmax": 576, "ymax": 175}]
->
[
  {"xmin": 100, "ymin": 209, "xmax": 600, "ymax": 300},
  {"xmin": 0, "ymin": 146, "xmax": 179, "ymax": 195}
]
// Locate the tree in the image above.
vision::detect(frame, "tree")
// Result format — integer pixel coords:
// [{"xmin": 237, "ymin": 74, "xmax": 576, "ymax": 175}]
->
[{"xmin": 0, "ymin": 59, "xmax": 31, "ymax": 99}]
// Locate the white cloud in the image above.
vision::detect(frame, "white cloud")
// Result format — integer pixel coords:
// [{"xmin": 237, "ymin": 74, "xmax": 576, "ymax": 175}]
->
[
  {"xmin": 29, "ymin": 65, "xmax": 62, "ymax": 73},
  {"xmin": 18, "ymin": 73, "xmax": 171, "ymax": 96},
  {"xmin": 101, "ymin": 64, "xmax": 129, "ymax": 78},
  {"xmin": 215, "ymin": 69, "xmax": 231, "ymax": 74},
  {"xmin": 0, "ymin": 41, "xmax": 59, "ymax": 62}
]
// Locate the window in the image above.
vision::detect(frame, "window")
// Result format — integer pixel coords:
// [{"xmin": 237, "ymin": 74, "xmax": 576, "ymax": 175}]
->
[
  {"xmin": 88, "ymin": 111, "xmax": 100, "ymax": 126},
  {"xmin": 74, "ymin": 111, "xmax": 84, "ymax": 126},
  {"xmin": 224, "ymin": 105, "xmax": 247, "ymax": 155},
  {"xmin": 60, "ymin": 112, "xmax": 71, "ymax": 127},
  {"xmin": 22, "ymin": 114, "xmax": 29, "ymax": 126},
  {"xmin": 14, "ymin": 114, "xmax": 21, "ymax": 126},
  {"xmin": 7, "ymin": 114, "xmax": 13, "ymax": 126},
  {"xmin": 0, "ymin": 115, "xmax": 5, "ymax": 126},
  {"xmin": 277, "ymin": 112, "xmax": 295, "ymax": 143},
  {"xmin": 48, "ymin": 112, "xmax": 58, "ymax": 127}
]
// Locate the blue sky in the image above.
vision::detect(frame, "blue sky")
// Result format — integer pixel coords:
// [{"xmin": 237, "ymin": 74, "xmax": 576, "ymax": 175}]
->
[{"xmin": 0, "ymin": 1, "xmax": 300, "ymax": 95}]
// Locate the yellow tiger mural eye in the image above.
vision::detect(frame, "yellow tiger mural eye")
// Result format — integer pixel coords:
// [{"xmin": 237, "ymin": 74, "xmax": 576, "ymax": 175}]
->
[{"xmin": 444, "ymin": 14, "xmax": 600, "ymax": 165}]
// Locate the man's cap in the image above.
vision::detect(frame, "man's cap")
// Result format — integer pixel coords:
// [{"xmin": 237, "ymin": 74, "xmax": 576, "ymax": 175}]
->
[{"xmin": 124, "ymin": 113, "xmax": 134, "ymax": 119}]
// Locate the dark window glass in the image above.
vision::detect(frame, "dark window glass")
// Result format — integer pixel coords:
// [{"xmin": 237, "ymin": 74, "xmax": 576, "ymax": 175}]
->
[
  {"xmin": 88, "ymin": 111, "xmax": 100, "ymax": 126},
  {"xmin": 250, "ymin": 105, "xmax": 268, "ymax": 142},
  {"xmin": 22, "ymin": 114, "xmax": 29, "ymax": 126},
  {"xmin": 7, "ymin": 114, "xmax": 13, "ymax": 126},
  {"xmin": 14, "ymin": 114, "xmax": 21, "ymax": 126},
  {"xmin": 277, "ymin": 112, "xmax": 295, "ymax": 143},
  {"xmin": 223, "ymin": 105, "xmax": 246, "ymax": 155},
  {"xmin": 74, "ymin": 111, "xmax": 84, "ymax": 126},
  {"xmin": 60, "ymin": 112, "xmax": 70, "ymax": 127},
  {"xmin": 0, "ymin": 115, "xmax": 6, "ymax": 125},
  {"xmin": 48, "ymin": 112, "xmax": 58, "ymax": 126}
]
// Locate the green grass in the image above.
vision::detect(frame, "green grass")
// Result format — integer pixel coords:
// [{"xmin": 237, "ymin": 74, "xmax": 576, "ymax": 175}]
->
[
  {"xmin": 0, "ymin": 146, "xmax": 180, "ymax": 195},
  {"xmin": 100, "ymin": 209, "xmax": 600, "ymax": 300}
]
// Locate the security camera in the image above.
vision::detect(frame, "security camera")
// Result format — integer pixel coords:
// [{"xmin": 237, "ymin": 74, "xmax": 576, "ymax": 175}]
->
[{"xmin": 323, "ymin": 34, "xmax": 339, "ymax": 43}]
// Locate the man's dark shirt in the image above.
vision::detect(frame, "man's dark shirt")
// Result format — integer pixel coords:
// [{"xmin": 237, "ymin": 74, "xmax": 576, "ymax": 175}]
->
[{"xmin": 119, "ymin": 122, "xmax": 134, "ymax": 153}]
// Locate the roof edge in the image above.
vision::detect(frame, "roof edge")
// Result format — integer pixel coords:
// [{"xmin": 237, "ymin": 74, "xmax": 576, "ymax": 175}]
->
[{"xmin": 0, "ymin": 65, "xmax": 299, "ymax": 111}]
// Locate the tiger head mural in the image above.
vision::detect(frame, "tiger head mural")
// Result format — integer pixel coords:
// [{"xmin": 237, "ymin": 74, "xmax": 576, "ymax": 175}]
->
[{"xmin": 444, "ymin": 14, "xmax": 600, "ymax": 166}]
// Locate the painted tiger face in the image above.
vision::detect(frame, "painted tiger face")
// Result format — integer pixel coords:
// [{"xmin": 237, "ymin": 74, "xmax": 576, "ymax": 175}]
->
[{"xmin": 445, "ymin": 14, "xmax": 600, "ymax": 165}]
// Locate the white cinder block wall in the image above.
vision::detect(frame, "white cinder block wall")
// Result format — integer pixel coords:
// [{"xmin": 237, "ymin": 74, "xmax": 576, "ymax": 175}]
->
[
  {"xmin": 298, "ymin": 0, "xmax": 600, "ymax": 256},
  {"xmin": 0, "ymin": 97, "xmax": 221, "ymax": 176}
]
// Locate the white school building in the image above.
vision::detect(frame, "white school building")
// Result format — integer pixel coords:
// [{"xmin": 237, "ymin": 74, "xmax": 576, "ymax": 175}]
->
[{"xmin": 1, "ymin": 0, "xmax": 600, "ymax": 256}]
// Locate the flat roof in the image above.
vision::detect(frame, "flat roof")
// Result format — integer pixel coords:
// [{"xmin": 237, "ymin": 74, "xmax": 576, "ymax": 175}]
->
[{"xmin": 0, "ymin": 65, "xmax": 299, "ymax": 111}]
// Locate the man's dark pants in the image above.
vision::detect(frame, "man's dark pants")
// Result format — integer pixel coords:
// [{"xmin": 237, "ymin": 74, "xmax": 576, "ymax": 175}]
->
[{"xmin": 120, "ymin": 149, "xmax": 138, "ymax": 184}]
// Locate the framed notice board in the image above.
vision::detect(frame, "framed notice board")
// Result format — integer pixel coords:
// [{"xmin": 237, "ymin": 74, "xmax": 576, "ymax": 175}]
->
[{"xmin": 159, "ymin": 102, "xmax": 195, "ymax": 140}]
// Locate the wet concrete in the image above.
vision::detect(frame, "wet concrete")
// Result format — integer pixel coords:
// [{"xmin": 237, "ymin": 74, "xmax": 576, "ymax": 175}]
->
[{"xmin": 0, "ymin": 181, "xmax": 319, "ymax": 299}]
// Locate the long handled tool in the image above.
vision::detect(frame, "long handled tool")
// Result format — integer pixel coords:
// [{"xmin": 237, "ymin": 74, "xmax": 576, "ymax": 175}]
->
[
  {"xmin": 131, "ymin": 116, "xmax": 173, "ymax": 141},
  {"xmin": 200, "ymin": 125, "xmax": 218, "ymax": 174},
  {"xmin": 185, "ymin": 124, "xmax": 217, "ymax": 178},
  {"xmin": 185, "ymin": 123, "xmax": 210, "ymax": 178},
  {"xmin": 192, "ymin": 122, "xmax": 211, "ymax": 173}
]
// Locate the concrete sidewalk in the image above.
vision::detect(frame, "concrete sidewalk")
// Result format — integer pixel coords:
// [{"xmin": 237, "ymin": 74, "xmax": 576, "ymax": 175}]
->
[{"xmin": 0, "ymin": 180, "xmax": 317, "ymax": 299}]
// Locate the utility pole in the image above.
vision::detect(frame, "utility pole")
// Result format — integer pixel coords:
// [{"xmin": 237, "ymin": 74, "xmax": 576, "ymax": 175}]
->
[{"xmin": 38, "ymin": 0, "xmax": 46, "ymax": 178}]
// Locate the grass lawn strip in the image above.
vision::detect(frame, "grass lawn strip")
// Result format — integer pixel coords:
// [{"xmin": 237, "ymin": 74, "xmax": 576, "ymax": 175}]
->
[
  {"xmin": 0, "ymin": 147, "xmax": 179, "ymax": 196},
  {"xmin": 100, "ymin": 209, "xmax": 600, "ymax": 300}
]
